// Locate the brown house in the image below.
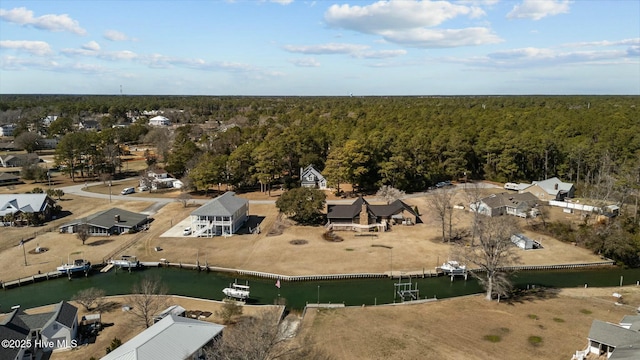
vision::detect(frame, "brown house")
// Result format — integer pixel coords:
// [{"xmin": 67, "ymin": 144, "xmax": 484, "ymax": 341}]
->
[{"xmin": 326, "ymin": 197, "xmax": 420, "ymax": 232}]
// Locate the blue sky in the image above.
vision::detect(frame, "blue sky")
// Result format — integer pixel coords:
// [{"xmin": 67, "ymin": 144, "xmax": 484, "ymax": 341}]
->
[{"xmin": 1, "ymin": 0, "xmax": 638, "ymax": 96}]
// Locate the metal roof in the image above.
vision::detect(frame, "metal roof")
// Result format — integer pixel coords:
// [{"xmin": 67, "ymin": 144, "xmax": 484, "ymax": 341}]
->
[
  {"xmin": 191, "ymin": 191, "xmax": 248, "ymax": 217},
  {"xmin": 529, "ymin": 177, "xmax": 574, "ymax": 196},
  {"xmin": 0, "ymin": 193, "xmax": 53, "ymax": 216},
  {"xmin": 100, "ymin": 314, "xmax": 224, "ymax": 360}
]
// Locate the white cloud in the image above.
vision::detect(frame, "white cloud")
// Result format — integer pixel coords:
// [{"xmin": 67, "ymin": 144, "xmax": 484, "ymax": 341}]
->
[
  {"xmin": 104, "ymin": 30, "xmax": 131, "ymax": 41},
  {"xmin": 456, "ymin": 45, "xmax": 636, "ymax": 68},
  {"xmin": 325, "ymin": 0, "xmax": 480, "ymax": 31},
  {"xmin": 0, "ymin": 7, "xmax": 86, "ymax": 35},
  {"xmin": 283, "ymin": 43, "xmax": 369, "ymax": 55},
  {"xmin": 507, "ymin": 0, "xmax": 571, "ymax": 21},
  {"xmin": 379, "ymin": 27, "xmax": 502, "ymax": 48},
  {"xmin": 0, "ymin": 40, "xmax": 53, "ymax": 56},
  {"xmin": 269, "ymin": 0, "xmax": 294, "ymax": 4},
  {"xmin": 357, "ymin": 49, "xmax": 408, "ymax": 59},
  {"xmin": 283, "ymin": 42, "xmax": 407, "ymax": 59},
  {"xmin": 290, "ymin": 58, "xmax": 321, "ymax": 67},
  {"xmin": 562, "ymin": 38, "xmax": 640, "ymax": 48},
  {"xmin": 323, "ymin": 0, "xmax": 500, "ymax": 48},
  {"xmin": 1, "ymin": 55, "xmax": 59, "ymax": 70},
  {"xmin": 82, "ymin": 41, "xmax": 101, "ymax": 51}
]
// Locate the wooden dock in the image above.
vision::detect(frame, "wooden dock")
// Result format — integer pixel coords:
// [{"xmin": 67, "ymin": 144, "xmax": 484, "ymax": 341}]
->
[{"xmin": 1, "ymin": 271, "xmax": 63, "ymax": 289}]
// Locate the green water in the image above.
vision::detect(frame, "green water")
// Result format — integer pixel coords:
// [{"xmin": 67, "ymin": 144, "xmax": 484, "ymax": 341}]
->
[{"xmin": 2, "ymin": 267, "xmax": 640, "ymax": 311}]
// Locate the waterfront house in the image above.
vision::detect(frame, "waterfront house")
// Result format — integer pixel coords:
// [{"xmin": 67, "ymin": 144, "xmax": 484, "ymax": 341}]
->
[
  {"xmin": 0, "ymin": 301, "xmax": 78, "ymax": 359},
  {"xmin": 59, "ymin": 207, "xmax": 149, "ymax": 235},
  {"xmin": 189, "ymin": 191, "xmax": 249, "ymax": 237},
  {"xmin": 100, "ymin": 314, "xmax": 224, "ymax": 360},
  {"xmin": 326, "ymin": 197, "xmax": 420, "ymax": 232},
  {"xmin": 573, "ymin": 316, "xmax": 640, "ymax": 359}
]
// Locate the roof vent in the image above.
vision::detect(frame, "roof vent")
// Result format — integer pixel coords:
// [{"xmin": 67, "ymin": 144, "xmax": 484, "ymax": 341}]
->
[{"xmin": 115, "ymin": 214, "xmax": 120, "ymax": 222}]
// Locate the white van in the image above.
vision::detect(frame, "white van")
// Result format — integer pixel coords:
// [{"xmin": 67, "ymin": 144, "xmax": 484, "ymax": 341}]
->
[{"xmin": 121, "ymin": 187, "xmax": 135, "ymax": 195}]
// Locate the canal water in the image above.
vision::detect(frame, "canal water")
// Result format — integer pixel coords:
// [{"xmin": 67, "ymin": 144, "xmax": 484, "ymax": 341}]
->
[{"xmin": 3, "ymin": 267, "xmax": 640, "ymax": 311}]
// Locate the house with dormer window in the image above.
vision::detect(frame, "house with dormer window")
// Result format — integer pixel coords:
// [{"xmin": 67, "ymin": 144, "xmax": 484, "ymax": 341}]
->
[{"xmin": 300, "ymin": 165, "xmax": 327, "ymax": 190}]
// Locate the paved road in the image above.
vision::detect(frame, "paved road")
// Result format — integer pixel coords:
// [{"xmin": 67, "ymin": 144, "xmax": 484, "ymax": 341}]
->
[{"xmin": 60, "ymin": 178, "xmax": 501, "ymax": 211}]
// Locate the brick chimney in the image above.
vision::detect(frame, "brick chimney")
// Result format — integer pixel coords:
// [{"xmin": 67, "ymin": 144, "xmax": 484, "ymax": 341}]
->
[{"xmin": 360, "ymin": 204, "xmax": 369, "ymax": 225}]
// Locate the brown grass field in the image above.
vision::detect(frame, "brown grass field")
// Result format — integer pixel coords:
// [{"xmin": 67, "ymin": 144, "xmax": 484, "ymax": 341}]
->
[{"xmin": 0, "ymin": 150, "xmax": 630, "ymax": 360}]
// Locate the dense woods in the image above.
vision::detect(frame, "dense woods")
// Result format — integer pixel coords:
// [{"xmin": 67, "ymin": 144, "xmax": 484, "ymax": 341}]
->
[{"xmin": 2, "ymin": 95, "xmax": 638, "ymax": 195}]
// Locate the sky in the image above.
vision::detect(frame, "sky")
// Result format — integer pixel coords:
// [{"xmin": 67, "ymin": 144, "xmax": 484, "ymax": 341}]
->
[{"xmin": 0, "ymin": 0, "xmax": 638, "ymax": 96}]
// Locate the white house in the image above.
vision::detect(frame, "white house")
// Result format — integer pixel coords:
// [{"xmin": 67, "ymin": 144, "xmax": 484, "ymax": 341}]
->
[
  {"xmin": 100, "ymin": 314, "xmax": 224, "ymax": 360},
  {"xmin": 573, "ymin": 316, "xmax": 640, "ymax": 359},
  {"xmin": 39, "ymin": 301, "xmax": 79, "ymax": 352},
  {"xmin": 300, "ymin": 165, "xmax": 327, "ymax": 190},
  {"xmin": 189, "ymin": 191, "xmax": 249, "ymax": 237},
  {"xmin": 148, "ymin": 116, "xmax": 171, "ymax": 126},
  {"xmin": 0, "ymin": 124, "xmax": 16, "ymax": 137}
]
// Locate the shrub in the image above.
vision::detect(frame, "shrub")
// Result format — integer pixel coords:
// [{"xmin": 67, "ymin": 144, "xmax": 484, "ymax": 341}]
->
[{"xmin": 528, "ymin": 335, "xmax": 543, "ymax": 347}]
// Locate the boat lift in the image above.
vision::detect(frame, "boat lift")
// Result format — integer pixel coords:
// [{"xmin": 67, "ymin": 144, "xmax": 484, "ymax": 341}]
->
[{"xmin": 394, "ymin": 277, "xmax": 419, "ymax": 302}]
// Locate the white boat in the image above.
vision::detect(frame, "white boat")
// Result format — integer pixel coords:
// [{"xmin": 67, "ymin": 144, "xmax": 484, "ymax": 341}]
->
[
  {"xmin": 438, "ymin": 260, "xmax": 467, "ymax": 275},
  {"xmin": 109, "ymin": 255, "xmax": 141, "ymax": 269},
  {"xmin": 57, "ymin": 259, "xmax": 91, "ymax": 274},
  {"xmin": 222, "ymin": 281, "xmax": 250, "ymax": 300}
]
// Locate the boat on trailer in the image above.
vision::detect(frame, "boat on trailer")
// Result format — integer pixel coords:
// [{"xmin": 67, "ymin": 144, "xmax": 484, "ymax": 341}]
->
[
  {"xmin": 57, "ymin": 259, "xmax": 91, "ymax": 275},
  {"xmin": 222, "ymin": 281, "xmax": 250, "ymax": 300},
  {"xmin": 109, "ymin": 255, "xmax": 141, "ymax": 269}
]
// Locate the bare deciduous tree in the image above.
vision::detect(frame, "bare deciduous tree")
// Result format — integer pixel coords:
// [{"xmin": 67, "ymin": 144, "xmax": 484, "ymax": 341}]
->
[
  {"xmin": 72, "ymin": 287, "xmax": 106, "ymax": 311},
  {"xmin": 176, "ymin": 192, "xmax": 193, "ymax": 208},
  {"xmin": 454, "ymin": 216, "xmax": 521, "ymax": 301},
  {"xmin": 376, "ymin": 185, "xmax": 406, "ymax": 204},
  {"xmin": 207, "ymin": 308, "xmax": 330, "ymax": 360},
  {"xmin": 463, "ymin": 182, "xmax": 484, "ymax": 245},
  {"xmin": 76, "ymin": 222, "xmax": 90, "ymax": 245},
  {"xmin": 215, "ymin": 301, "xmax": 243, "ymax": 324},
  {"xmin": 429, "ymin": 187, "xmax": 454, "ymax": 242},
  {"xmin": 126, "ymin": 275, "xmax": 169, "ymax": 328}
]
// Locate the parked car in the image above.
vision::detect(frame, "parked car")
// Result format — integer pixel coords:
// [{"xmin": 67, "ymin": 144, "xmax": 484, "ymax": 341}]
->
[
  {"xmin": 183, "ymin": 227, "xmax": 192, "ymax": 236},
  {"xmin": 121, "ymin": 187, "xmax": 135, "ymax": 195}
]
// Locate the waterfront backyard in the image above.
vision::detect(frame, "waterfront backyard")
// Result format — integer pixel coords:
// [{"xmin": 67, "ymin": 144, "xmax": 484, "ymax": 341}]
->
[{"xmin": 0, "ymin": 175, "xmax": 605, "ymax": 284}]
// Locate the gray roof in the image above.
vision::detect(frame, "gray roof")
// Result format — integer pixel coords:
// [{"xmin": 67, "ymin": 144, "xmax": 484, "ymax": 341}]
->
[
  {"xmin": 0, "ymin": 309, "xmax": 30, "ymax": 359},
  {"xmin": 327, "ymin": 197, "xmax": 420, "ymax": 222},
  {"xmin": 480, "ymin": 192, "xmax": 538, "ymax": 210},
  {"xmin": 610, "ymin": 345, "xmax": 640, "ymax": 360},
  {"xmin": 191, "ymin": 191, "xmax": 248, "ymax": 217},
  {"xmin": 62, "ymin": 207, "xmax": 148, "ymax": 230},
  {"xmin": 101, "ymin": 314, "xmax": 224, "ymax": 360},
  {"xmin": 52, "ymin": 301, "xmax": 78, "ymax": 328},
  {"xmin": 621, "ymin": 315, "xmax": 640, "ymax": 331},
  {"xmin": 18, "ymin": 311, "xmax": 54, "ymax": 329},
  {"xmin": 588, "ymin": 319, "xmax": 640, "ymax": 348},
  {"xmin": 0, "ymin": 172, "xmax": 19, "ymax": 181},
  {"xmin": 0, "ymin": 193, "xmax": 54, "ymax": 216},
  {"xmin": 529, "ymin": 177, "xmax": 574, "ymax": 196}
]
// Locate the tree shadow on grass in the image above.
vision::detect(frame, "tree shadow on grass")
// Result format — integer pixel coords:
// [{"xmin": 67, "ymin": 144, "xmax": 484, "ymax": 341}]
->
[
  {"xmin": 87, "ymin": 239, "xmax": 115, "ymax": 246},
  {"xmin": 503, "ymin": 287, "xmax": 560, "ymax": 305}
]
